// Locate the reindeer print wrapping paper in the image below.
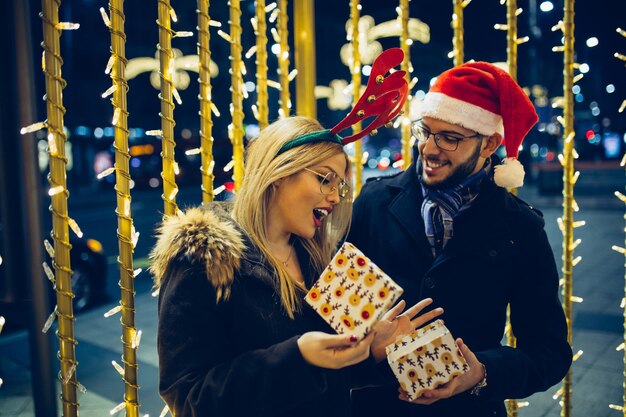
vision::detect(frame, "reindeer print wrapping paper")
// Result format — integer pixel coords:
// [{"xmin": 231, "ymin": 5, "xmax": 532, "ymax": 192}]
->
[
  {"xmin": 385, "ymin": 319, "xmax": 469, "ymax": 400},
  {"xmin": 304, "ymin": 242, "xmax": 404, "ymax": 340}
]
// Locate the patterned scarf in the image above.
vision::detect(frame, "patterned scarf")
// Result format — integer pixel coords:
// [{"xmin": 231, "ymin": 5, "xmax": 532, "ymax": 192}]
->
[{"xmin": 418, "ymin": 158, "xmax": 491, "ymax": 257}]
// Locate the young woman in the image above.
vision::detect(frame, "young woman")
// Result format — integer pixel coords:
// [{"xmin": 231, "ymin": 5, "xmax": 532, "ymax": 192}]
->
[{"xmin": 150, "ymin": 116, "xmax": 441, "ymax": 417}]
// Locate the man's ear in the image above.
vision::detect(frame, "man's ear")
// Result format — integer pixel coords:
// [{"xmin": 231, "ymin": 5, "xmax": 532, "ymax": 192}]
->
[{"xmin": 480, "ymin": 133, "xmax": 503, "ymax": 158}]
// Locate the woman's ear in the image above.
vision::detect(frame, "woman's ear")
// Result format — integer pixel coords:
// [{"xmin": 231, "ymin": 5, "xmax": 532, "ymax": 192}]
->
[{"xmin": 480, "ymin": 133, "xmax": 503, "ymax": 158}]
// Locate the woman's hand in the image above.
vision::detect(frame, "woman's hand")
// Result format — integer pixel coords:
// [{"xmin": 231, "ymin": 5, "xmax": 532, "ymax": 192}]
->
[
  {"xmin": 297, "ymin": 331, "xmax": 376, "ymax": 369},
  {"xmin": 370, "ymin": 298, "xmax": 444, "ymax": 362}
]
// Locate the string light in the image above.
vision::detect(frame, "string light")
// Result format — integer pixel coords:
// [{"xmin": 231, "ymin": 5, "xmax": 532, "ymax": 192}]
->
[
  {"xmin": 20, "ymin": 121, "xmax": 47, "ymax": 134},
  {"xmin": 97, "ymin": 167, "xmax": 116, "ymax": 180},
  {"xmin": 109, "ymin": 402, "xmax": 126, "ymax": 415},
  {"xmin": 42, "ymin": 306, "xmax": 57, "ymax": 333},
  {"xmin": 146, "ymin": 130, "xmax": 162, "ymax": 136},
  {"xmin": 62, "ymin": 363, "xmax": 77, "ymax": 384},
  {"xmin": 56, "ymin": 22, "xmax": 80, "ymax": 30},
  {"xmin": 68, "ymin": 218, "xmax": 83, "ymax": 238},
  {"xmin": 132, "ymin": 329, "xmax": 143, "ymax": 349},
  {"xmin": 133, "ymin": 268, "xmax": 142, "ymax": 277},
  {"xmin": 0, "ymin": 316, "xmax": 5, "ymax": 334},
  {"xmin": 42, "ymin": 262, "xmax": 56, "ymax": 286},
  {"xmin": 100, "ymin": 7, "xmax": 110, "ymax": 27},
  {"xmin": 104, "ymin": 305, "xmax": 122, "ymax": 318},
  {"xmin": 47, "ymin": 133, "xmax": 58, "ymax": 154},
  {"xmin": 111, "ymin": 360, "xmax": 125, "ymax": 376},
  {"xmin": 48, "ymin": 186, "xmax": 64, "ymax": 196},
  {"xmin": 185, "ymin": 148, "xmax": 201, "ymax": 155},
  {"xmin": 159, "ymin": 404, "xmax": 170, "ymax": 417}
]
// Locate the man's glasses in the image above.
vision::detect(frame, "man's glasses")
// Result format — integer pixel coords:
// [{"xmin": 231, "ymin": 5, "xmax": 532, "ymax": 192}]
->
[
  {"xmin": 304, "ymin": 168, "xmax": 350, "ymax": 200},
  {"xmin": 411, "ymin": 119, "xmax": 482, "ymax": 151}
]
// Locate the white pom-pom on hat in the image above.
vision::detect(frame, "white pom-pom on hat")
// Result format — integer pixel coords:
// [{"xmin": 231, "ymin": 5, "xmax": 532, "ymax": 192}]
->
[{"xmin": 494, "ymin": 157, "xmax": 525, "ymax": 188}]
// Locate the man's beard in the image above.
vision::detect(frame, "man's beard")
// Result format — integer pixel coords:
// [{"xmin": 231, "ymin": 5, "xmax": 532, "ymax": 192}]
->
[{"xmin": 419, "ymin": 142, "xmax": 483, "ymax": 190}]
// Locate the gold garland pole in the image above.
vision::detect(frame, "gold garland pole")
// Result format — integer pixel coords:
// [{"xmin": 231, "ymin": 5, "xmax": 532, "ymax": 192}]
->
[
  {"xmin": 157, "ymin": 0, "xmax": 179, "ymax": 215},
  {"xmin": 229, "ymin": 0, "xmax": 245, "ymax": 190},
  {"xmin": 494, "ymin": 0, "xmax": 527, "ymax": 414},
  {"xmin": 105, "ymin": 2, "xmax": 140, "ymax": 416},
  {"xmin": 559, "ymin": 1, "xmax": 576, "ymax": 415},
  {"xmin": 399, "ymin": 0, "xmax": 411, "ymax": 168},
  {"xmin": 349, "ymin": 0, "xmax": 363, "ymax": 193},
  {"xmin": 277, "ymin": 0, "xmax": 290, "ymax": 118},
  {"xmin": 255, "ymin": 0, "xmax": 269, "ymax": 128},
  {"xmin": 197, "ymin": 0, "xmax": 215, "ymax": 203},
  {"xmin": 451, "ymin": 0, "xmax": 468, "ymax": 66},
  {"xmin": 41, "ymin": 1, "xmax": 79, "ymax": 415},
  {"xmin": 505, "ymin": 0, "xmax": 518, "ymax": 413},
  {"xmin": 610, "ymin": 26, "xmax": 626, "ymax": 417},
  {"xmin": 294, "ymin": 0, "xmax": 316, "ymax": 118}
]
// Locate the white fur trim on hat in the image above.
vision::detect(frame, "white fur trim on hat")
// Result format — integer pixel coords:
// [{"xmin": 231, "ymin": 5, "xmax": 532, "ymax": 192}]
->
[
  {"xmin": 494, "ymin": 157, "xmax": 525, "ymax": 188},
  {"xmin": 420, "ymin": 92, "xmax": 504, "ymax": 137}
]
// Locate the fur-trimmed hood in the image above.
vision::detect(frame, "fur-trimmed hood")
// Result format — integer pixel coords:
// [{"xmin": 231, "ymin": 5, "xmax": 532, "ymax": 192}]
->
[{"xmin": 149, "ymin": 203, "xmax": 246, "ymax": 301}]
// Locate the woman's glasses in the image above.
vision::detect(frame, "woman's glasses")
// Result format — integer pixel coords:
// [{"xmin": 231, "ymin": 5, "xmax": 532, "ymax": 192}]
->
[{"xmin": 304, "ymin": 168, "xmax": 350, "ymax": 200}]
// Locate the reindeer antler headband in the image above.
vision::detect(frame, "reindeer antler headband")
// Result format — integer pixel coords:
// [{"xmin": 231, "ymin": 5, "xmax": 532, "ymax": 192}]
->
[{"xmin": 277, "ymin": 48, "xmax": 409, "ymax": 155}]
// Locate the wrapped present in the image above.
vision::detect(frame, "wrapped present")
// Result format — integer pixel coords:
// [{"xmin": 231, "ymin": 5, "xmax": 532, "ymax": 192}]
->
[
  {"xmin": 385, "ymin": 319, "xmax": 469, "ymax": 400},
  {"xmin": 305, "ymin": 242, "xmax": 403, "ymax": 340}
]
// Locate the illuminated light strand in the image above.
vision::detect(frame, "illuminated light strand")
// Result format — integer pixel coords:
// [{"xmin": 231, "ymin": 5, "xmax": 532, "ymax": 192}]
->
[
  {"xmin": 157, "ymin": 0, "xmax": 180, "ymax": 216},
  {"xmin": 277, "ymin": 0, "xmax": 290, "ymax": 117},
  {"xmin": 350, "ymin": 0, "xmax": 363, "ymax": 194},
  {"xmin": 559, "ymin": 2, "xmax": 576, "ymax": 415},
  {"xmin": 146, "ymin": 129, "xmax": 162, "ymax": 136},
  {"xmin": 173, "ymin": 31, "xmax": 194, "ymax": 38},
  {"xmin": 159, "ymin": 404, "xmax": 170, "ymax": 417},
  {"xmin": 451, "ymin": 0, "xmax": 465, "ymax": 66},
  {"xmin": 133, "ymin": 268, "xmax": 142, "ymax": 277},
  {"xmin": 48, "ymin": 185, "xmax": 65, "ymax": 196},
  {"xmin": 229, "ymin": 0, "xmax": 245, "ymax": 190},
  {"xmin": 217, "ymin": 29, "xmax": 232, "ymax": 43},
  {"xmin": 0, "ymin": 316, "xmax": 5, "ymax": 334},
  {"xmin": 185, "ymin": 148, "xmax": 201, "ymax": 155},
  {"xmin": 400, "ymin": 0, "xmax": 412, "ymax": 167},
  {"xmin": 255, "ymin": 0, "xmax": 269, "ymax": 128}
]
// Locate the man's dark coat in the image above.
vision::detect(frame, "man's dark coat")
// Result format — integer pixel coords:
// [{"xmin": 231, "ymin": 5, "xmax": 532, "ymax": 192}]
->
[{"xmin": 348, "ymin": 160, "xmax": 572, "ymax": 417}]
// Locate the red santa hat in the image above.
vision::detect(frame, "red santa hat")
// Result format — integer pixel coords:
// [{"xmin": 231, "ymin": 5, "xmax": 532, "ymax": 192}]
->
[{"xmin": 420, "ymin": 62, "xmax": 538, "ymax": 188}]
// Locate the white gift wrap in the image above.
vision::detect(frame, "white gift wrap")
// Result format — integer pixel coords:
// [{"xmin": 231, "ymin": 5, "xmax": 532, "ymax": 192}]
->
[
  {"xmin": 385, "ymin": 319, "xmax": 469, "ymax": 400},
  {"xmin": 305, "ymin": 242, "xmax": 403, "ymax": 339}
]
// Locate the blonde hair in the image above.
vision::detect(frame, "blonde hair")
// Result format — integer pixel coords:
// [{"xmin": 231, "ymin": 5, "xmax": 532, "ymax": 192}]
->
[{"xmin": 232, "ymin": 116, "xmax": 352, "ymax": 318}]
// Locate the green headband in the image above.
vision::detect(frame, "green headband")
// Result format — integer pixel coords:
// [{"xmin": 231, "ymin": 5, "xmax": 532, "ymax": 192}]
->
[{"xmin": 276, "ymin": 129, "xmax": 343, "ymax": 156}]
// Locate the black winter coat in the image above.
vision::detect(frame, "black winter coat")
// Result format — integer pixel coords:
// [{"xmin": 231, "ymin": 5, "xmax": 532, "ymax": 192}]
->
[
  {"xmin": 348, "ymin": 161, "xmax": 572, "ymax": 417},
  {"xmin": 150, "ymin": 205, "xmax": 373, "ymax": 417}
]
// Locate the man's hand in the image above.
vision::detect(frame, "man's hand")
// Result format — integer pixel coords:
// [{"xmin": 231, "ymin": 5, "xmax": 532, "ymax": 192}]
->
[
  {"xmin": 398, "ymin": 338, "xmax": 485, "ymax": 405},
  {"xmin": 371, "ymin": 298, "xmax": 444, "ymax": 362}
]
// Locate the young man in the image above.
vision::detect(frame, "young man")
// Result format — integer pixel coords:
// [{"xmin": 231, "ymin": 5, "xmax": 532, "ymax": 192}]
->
[{"xmin": 348, "ymin": 62, "xmax": 572, "ymax": 417}]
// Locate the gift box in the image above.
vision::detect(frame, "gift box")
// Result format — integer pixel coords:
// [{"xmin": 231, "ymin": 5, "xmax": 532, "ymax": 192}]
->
[
  {"xmin": 385, "ymin": 319, "xmax": 469, "ymax": 400},
  {"xmin": 304, "ymin": 242, "xmax": 403, "ymax": 339}
]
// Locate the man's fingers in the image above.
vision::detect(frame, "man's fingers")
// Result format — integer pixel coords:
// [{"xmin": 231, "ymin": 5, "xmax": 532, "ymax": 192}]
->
[
  {"xmin": 383, "ymin": 299, "xmax": 406, "ymax": 321},
  {"xmin": 410, "ymin": 306, "xmax": 444, "ymax": 328},
  {"xmin": 401, "ymin": 297, "xmax": 432, "ymax": 319}
]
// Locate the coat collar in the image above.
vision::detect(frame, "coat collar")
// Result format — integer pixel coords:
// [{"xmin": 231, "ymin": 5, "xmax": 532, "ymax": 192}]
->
[{"xmin": 384, "ymin": 157, "xmax": 519, "ymax": 263}]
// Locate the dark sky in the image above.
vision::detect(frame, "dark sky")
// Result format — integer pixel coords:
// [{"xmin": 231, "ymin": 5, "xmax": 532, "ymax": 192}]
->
[{"xmin": 29, "ymin": 0, "xmax": 625, "ymax": 139}]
